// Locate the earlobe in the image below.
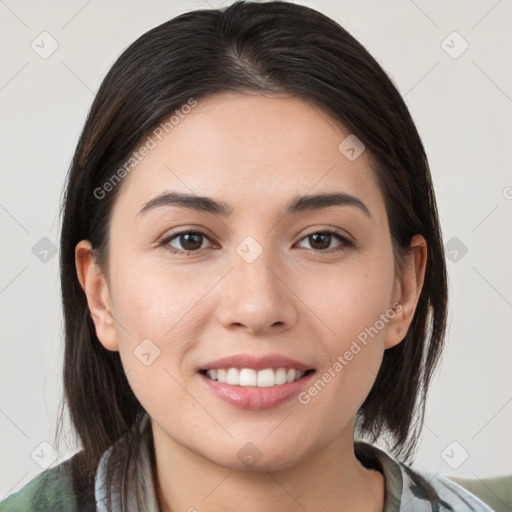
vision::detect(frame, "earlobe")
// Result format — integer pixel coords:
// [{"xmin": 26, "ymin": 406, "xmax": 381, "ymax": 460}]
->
[
  {"xmin": 75, "ymin": 240, "xmax": 119, "ymax": 351},
  {"xmin": 385, "ymin": 234, "xmax": 427, "ymax": 349}
]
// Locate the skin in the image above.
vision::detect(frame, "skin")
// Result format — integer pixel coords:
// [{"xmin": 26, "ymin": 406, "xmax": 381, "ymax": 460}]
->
[{"xmin": 76, "ymin": 92, "xmax": 427, "ymax": 512}]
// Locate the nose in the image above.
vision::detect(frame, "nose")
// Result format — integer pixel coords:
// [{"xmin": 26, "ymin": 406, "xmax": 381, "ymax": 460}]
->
[{"xmin": 216, "ymin": 248, "xmax": 299, "ymax": 335}]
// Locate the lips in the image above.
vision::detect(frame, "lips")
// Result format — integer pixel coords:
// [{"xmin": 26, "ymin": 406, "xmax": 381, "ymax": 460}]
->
[
  {"xmin": 199, "ymin": 353, "xmax": 313, "ymax": 372},
  {"xmin": 197, "ymin": 353, "xmax": 316, "ymax": 410}
]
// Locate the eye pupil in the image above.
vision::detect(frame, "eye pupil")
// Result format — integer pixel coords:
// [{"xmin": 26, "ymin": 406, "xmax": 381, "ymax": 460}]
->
[
  {"xmin": 309, "ymin": 233, "xmax": 331, "ymax": 250},
  {"xmin": 181, "ymin": 232, "xmax": 202, "ymax": 250}
]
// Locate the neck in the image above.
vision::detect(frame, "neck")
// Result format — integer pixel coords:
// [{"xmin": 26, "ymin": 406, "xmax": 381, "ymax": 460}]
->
[{"xmin": 151, "ymin": 422, "xmax": 385, "ymax": 512}]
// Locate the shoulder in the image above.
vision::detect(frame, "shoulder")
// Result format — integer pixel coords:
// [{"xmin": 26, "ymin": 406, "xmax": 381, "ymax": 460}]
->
[
  {"xmin": 0, "ymin": 454, "xmax": 96, "ymax": 512},
  {"xmin": 403, "ymin": 468, "xmax": 496, "ymax": 511},
  {"xmin": 448, "ymin": 474, "xmax": 512, "ymax": 512},
  {"xmin": 354, "ymin": 441, "xmax": 495, "ymax": 511}
]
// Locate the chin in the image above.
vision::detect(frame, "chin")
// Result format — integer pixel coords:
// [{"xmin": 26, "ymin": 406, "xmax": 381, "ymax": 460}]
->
[{"xmin": 202, "ymin": 442, "xmax": 307, "ymax": 473}]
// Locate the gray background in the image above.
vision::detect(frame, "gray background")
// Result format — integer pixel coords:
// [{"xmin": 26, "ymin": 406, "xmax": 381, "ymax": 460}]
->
[{"xmin": 1, "ymin": 0, "xmax": 511, "ymax": 500}]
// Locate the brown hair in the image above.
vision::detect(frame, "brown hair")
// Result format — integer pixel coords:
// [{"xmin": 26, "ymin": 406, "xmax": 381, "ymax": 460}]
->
[{"xmin": 57, "ymin": 1, "xmax": 448, "ymax": 507}]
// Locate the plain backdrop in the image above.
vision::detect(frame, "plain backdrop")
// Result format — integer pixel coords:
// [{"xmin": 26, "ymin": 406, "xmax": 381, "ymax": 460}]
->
[{"xmin": 1, "ymin": 0, "xmax": 511, "ymax": 500}]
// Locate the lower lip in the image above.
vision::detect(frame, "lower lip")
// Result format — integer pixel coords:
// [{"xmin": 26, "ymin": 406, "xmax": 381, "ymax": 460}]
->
[{"xmin": 198, "ymin": 371, "xmax": 316, "ymax": 410}]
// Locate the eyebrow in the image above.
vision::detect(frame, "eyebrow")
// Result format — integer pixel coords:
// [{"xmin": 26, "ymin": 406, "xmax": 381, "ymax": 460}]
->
[{"xmin": 137, "ymin": 191, "xmax": 371, "ymax": 219}]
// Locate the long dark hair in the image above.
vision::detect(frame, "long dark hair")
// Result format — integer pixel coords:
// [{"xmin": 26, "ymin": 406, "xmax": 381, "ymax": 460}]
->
[{"xmin": 57, "ymin": 1, "xmax": 448, "ymax": 507}]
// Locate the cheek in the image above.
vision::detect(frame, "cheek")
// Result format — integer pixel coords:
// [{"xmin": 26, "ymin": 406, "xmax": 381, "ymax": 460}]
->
[
  {"xmin": 295, "ymin": 251, "xmax": 396, "ymax": 351},
  {"xmin": 107, "ymin": 253, "xmax": 223, "ymax": 395},
  {"xmin": 292, "ymin": 251, "xmax": 395, "ymax": 413},
  {"xmin": 109, "ymin": 250, "xmax": 215, "ymax": 339},
  {"xmin": 294, "ymin": 272, "xmax": 393, "ymax": 438},
  {"xmin": 107, "ymin": 259, "xmax": 215, "ymax": 422}
]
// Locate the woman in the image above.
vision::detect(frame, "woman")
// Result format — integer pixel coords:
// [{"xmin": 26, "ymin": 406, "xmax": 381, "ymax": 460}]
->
[{"xmin": 0, "ymin": 1, "xmax": 494, "ymax": 510}]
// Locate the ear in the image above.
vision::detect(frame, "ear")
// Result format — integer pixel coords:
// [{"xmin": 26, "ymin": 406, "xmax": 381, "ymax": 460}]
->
[
  {"xmin": 385, "ymin": 234, "xmax": 427, "ymax": 349},
  {"xmin": 75, "ymin": 240, "xmax": 119, "ymax": 351}
]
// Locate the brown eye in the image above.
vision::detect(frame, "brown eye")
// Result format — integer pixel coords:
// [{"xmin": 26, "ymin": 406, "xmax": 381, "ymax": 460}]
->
[
  {"xmin": 308, "ymin": 233, "xmax": 332, "ymax": 250},
  {"xmin": 163, "ymin": 231, "xmax": 211, "ymax": 253},
  {"xmin": 296, "ymin": 230, "xmax": 353, "ymax": 252},
  {"xmin": 178, "ymin": 232, "xmax": 203, "ymax": 251}
]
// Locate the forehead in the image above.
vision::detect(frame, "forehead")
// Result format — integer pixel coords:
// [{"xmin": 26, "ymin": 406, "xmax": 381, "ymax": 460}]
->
[{"xmin": 112, "ymin": 92, "xmax": 385, "ymax": 221}]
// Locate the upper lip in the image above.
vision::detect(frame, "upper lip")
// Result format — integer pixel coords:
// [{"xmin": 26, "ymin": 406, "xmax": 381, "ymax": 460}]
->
[{"xmin": 199, "ymin": 354, "xmax": 314, "ymax": 372}]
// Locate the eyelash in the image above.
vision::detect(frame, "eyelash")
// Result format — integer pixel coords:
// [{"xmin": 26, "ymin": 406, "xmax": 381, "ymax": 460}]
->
[{"xmin": 157, "ymin": 228, "xmax": 354, "ymax": 256}]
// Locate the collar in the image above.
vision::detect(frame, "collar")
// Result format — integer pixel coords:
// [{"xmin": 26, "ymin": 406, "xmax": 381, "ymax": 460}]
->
[
  {"xmin": 94, "ymin": 415, "xmax": 465, "ymax": 512},
  {"xmin": 95, "ymin": 413, "xmax": 159, "ymax": 512}
]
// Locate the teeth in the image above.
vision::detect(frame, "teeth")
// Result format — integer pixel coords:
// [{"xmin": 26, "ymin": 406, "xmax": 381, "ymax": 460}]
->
[
  {"xmin": 239, "ymin": 368, "xmax": 257, "ymax": 386},
  {"xmin": 226, "ymin": 368, "xmax": 239, "ymax": 385},
  {"xmin": 257, "ymin": 368, "xmax": 275, "ymax": 387},
  {"xmin": 275, "ymin": 368, "xmax": 287, "ymax": 385},
  {"xmin": 204, "ymin": 367, "xmax": 307, "ymax": 387},
  {"xmin": 286, "ymin": 369, "xmax": 296, "ymax": 383}
]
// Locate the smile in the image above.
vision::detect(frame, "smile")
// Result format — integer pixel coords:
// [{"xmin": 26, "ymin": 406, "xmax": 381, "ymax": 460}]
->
[
  {"xmin": 198, "ymin": 367, "xmax": 316, "ymax": 410},
  {"xmin": 200, "ymin": 367, "xmax": 313, "ymax": 387}
]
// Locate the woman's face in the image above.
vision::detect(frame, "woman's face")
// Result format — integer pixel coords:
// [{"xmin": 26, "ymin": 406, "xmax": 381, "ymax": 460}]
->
[{"xmin": 79, "ymin": 92, "xmax": 424, "ymax": 471}]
